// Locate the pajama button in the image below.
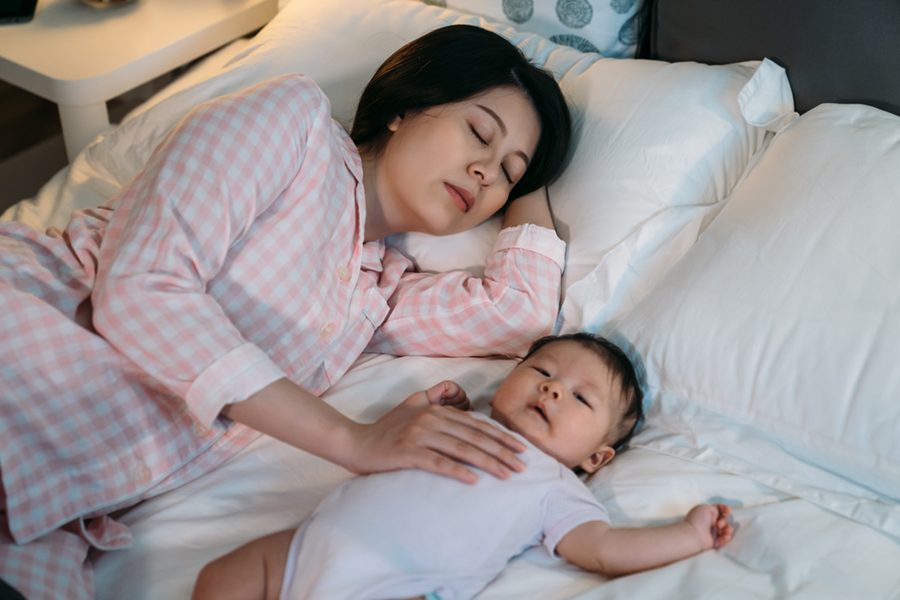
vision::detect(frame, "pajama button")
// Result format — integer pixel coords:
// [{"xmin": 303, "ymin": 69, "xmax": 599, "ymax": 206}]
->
[
  {"xmin": 337, "ymin": 266, "xmax": 351, "ymax": 282},
  {"xmin": 320, "ymin": 322, "xmax": 336, "ymax": 338},
  {"xmin": 193, "ymin": 420, "xmax": 209, "ymax": 436},
  {"xmin": 134, "ymin": 465, "xmax": 151, "ymax": 484}
]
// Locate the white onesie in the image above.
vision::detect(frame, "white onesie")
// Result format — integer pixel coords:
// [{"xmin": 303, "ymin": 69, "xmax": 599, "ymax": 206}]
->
[{"xmin": 280, "ymin": 414, "xmax": 609, "ymax": 600}]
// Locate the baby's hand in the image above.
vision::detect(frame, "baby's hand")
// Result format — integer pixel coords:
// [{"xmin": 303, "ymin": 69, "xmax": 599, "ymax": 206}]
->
[
  {"xmin": 423, "ymin": 380, "xmax": 470, "ymax": 411},
  {"xmin": 685, "ymin": 503, "xmax": 733, "ymax": 550}
]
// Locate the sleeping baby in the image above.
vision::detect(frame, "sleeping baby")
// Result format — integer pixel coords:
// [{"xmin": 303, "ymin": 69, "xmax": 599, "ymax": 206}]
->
[{"xmin": 192, "ymin": 332, "xmax": 734, "ymax": 600}]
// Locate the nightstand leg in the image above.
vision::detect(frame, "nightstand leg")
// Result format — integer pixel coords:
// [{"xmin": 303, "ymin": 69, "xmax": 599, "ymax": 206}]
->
[{"xmin": 58, "ymin": 102, "xmax": 110, "ymax": 162}]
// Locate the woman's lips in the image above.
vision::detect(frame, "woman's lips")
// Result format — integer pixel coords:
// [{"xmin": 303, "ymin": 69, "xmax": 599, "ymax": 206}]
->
[{"xmin": 445, "ymin": 183, "xmax": 474, "ymax": 213}]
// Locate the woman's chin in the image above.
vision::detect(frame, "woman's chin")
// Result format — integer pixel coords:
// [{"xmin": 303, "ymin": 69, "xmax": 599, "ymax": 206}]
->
[{"xmin": 416, "ymin": 218, "xmax": 464, "ymax": 237}]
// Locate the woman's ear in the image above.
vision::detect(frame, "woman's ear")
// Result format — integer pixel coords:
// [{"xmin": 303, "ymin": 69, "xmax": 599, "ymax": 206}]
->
[
  {"xmin": 578, "ymin": 446, "xmax": 615, "ymax": 475},
  {"xmin": 387, "ymin": 114, "xmax": 403, "ymax": 132}
]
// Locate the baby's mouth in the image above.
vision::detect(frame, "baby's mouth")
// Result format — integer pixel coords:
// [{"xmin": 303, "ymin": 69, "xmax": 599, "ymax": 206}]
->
[{"xmin": 531, "ymin": 403, "xmax": 549, "ymax": 423}]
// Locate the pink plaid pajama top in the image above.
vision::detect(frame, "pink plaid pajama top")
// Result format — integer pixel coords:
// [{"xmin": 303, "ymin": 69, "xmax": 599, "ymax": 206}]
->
[{"xmin": 0, "ymin": 74, "xmax": 565, "ymax": 550}]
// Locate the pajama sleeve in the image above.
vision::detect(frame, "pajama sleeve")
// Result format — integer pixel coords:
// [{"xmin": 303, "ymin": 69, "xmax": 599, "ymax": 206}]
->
[
  {"xmin": 92, "ymin": 75, "xmax": 332, "ymax": 426},
  {"xmin": 367, "ymin": 224, "xmax": 566, "ymax": 357}
]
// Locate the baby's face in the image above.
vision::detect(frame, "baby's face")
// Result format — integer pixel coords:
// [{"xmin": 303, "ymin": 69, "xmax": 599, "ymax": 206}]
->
[{"xmin": 490, "ymin": 341, "xmax": 620, "ymax": 471}]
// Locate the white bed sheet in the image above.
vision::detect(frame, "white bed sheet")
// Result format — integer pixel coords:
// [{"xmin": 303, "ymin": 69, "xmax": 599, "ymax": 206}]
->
[{"xmin": 91, "ymin": 352, "xmax": 900, "ymax": 599}]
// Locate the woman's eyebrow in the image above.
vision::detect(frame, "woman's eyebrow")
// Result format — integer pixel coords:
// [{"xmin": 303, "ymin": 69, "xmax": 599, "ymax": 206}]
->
[
  {"xmin": 477, "ymin": 104, "xmax": 507, "ymax": 135},
  {"xmin": 476, "ymin": 104, "xmax": 531, "ymax": 166}
]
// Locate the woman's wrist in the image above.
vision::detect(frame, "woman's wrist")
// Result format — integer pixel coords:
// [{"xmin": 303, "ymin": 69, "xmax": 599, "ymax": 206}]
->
[
  {"xmin": 224, "ymin": 378, "xmax": 363, "ymax": 471},
  {"xmin": 502, "ymin": 186, "xmax": 554, "ymax": 230},
  {"xmin": 327, "ymin": 419, "xmax": 368, "ymax": 473}
]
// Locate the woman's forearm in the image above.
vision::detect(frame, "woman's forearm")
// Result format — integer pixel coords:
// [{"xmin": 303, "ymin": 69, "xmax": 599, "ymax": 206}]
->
[
  {"xmin": 220, "ymin": 377, "xmax": 530, "ymax": 484},
  {"xmin": 222, "ymin": 377, "xmax": 360, "ymax": 468},
  {"xmin": 502, "ymin": 186, "xmax": 554, "ymax": 230}
]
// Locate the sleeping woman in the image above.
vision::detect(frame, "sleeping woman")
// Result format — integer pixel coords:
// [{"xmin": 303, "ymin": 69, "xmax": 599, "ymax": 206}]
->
[{"xmin": 0, "ymin": 24, "xmax": 572, "ymax": 600}]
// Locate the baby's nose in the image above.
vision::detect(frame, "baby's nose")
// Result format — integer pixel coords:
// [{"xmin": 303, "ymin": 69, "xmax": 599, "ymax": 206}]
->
[{"xmin": 540, "ymin": 381, "xmax": 561, "ymax": 399}]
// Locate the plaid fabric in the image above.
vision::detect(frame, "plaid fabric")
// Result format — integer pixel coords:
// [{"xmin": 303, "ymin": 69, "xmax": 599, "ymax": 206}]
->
[
  {"xmin": 0, "ymin": 519, "xmax": 92, "ymax": 600},
  {"xmin": 0, "ymin": 74, "xmax": 564, "ymax": 599}
]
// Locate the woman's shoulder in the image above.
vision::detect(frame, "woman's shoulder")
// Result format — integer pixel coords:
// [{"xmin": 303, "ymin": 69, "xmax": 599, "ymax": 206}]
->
[
  {"xmin": 261, "ymin": 73, "xmax": 327, "ymax": 97},
  {"xmin": 239, "ymin": 73, "xmax": 331, "ymax": 115},
  {"xmin": 193, "ymin": 73, "xmax": 332, "ymax": 133}
]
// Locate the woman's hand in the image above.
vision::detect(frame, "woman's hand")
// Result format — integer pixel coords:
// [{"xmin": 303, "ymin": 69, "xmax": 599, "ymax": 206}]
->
[{"xmin": 345, "ymin": 380, "xmax": 527, "ymax": 484}]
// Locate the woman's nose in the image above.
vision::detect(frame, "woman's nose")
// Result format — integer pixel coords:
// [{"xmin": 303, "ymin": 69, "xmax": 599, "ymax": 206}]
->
[{"xmin": 470, "ymin": 159, "xmax": 499, "ymax": 186}]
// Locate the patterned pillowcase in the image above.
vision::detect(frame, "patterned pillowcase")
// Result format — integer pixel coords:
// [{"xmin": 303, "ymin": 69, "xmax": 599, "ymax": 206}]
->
[{"xmin": 420, "ymin": 0, "xmax": 644, "ymax": 57}]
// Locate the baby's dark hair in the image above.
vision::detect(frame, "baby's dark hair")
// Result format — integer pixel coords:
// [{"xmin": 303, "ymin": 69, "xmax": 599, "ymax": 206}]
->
[{"xmin": 523, "ymin": 332, "xmax": 644, "ymax": 451}]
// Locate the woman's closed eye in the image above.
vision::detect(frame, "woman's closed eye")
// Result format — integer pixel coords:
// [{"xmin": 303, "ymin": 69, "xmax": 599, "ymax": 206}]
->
[
  {"xmin": 469, "ymin": 124, "xmax": 488, "ymax": 147},
  {"xmin": 469, "ymin": 125, "xmax": 514, "ymax": 184}
]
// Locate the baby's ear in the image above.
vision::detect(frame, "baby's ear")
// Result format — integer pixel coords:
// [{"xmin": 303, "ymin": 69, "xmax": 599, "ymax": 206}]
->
[{"xmin": 578, "ymin": 446, "xmax": 615, "ymax": 475}]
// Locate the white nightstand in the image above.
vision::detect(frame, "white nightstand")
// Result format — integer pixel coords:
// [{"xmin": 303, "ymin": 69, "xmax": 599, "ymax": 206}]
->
[{"xmin": 0, "ymin": 0, "xmax": 278, "ymax": 161}]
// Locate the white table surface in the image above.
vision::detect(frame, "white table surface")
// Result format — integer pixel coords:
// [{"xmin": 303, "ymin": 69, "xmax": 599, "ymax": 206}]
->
[{"xmin": 0, "ymin": 0, "xmax": 278, "ymax": 160}]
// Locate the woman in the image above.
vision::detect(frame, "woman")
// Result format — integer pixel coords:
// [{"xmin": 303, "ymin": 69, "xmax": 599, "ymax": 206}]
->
[{"xmin": 0, "ymin": 25, "xmax": 571, "ymax": 600}]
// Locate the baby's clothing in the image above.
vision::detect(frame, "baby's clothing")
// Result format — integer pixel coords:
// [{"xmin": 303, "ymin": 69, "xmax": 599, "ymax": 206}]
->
[
  {"xmin": 0, "ymin": 75, "xmax": 565, "ymax": 600},
  {"xmin": 280, "ymin": 414, "xmax": 609, "ymax": 600}
]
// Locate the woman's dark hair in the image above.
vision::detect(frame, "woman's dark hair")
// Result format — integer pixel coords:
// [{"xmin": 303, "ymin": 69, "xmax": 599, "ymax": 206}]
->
[
  {"xmin": 350, "ymin": 24, "xmax": 572, "ymax": 201},
  {"xmin": 524, "ymin": 332, "xmax": 645, "ymax": 451}
]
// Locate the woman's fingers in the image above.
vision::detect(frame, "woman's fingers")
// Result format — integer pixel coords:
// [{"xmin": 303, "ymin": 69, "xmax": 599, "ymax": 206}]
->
[
  {"xmin": 434, "ymin": 406, "xmax": 526, "ymax": 455},
  {"xmin": 396, "ymin": 407, "xmax": 526, "ymax": 478},
  {"xmin": 418, "ymin": 421, "xmax": 524, "ymax": 480},
  {"xmin": 354, "ymin": 395, "xmax": 528, "ymax": 483},
  {"xmin": 411, "ymin": 449, "xmax": 481, "ymax": 484}
]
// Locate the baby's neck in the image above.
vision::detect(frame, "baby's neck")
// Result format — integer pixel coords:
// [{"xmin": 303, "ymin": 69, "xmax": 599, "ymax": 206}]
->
[{"xmin": 488, "ymin": 409, "xmax": 530, "ymax": 444}]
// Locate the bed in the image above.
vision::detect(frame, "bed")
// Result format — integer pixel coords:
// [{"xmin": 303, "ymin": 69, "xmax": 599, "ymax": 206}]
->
[{"xmin": 4, "ymin": 0, "xmax": 899, "ymax": 597}]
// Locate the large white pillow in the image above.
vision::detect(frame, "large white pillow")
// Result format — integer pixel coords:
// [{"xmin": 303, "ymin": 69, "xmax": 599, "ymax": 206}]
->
[
  {"xmin": 417, "ymin": 0, "xmax": 645, "ymax": 57},
  {"xmin": 12, "ymin": 0, "xmax": 787, "ymax": 318},
  {"xmin": 396, "ymin": 55, "xmax": 790, "ymax": 312},
  {"xmin": 611, "ymin": 103, "xmax": 900, "ymax": 534}
]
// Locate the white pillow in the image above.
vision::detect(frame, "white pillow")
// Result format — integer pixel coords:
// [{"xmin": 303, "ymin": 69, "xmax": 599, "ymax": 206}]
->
[
  {"xmin": 417, "ymin": 0, "xmax": 644, "ymax": 57},
  {"xmin": 398, "ymin": 56, "xmax": 789, "ymax": 311},
  {"xmin": 611, "ymin": 104, "xmax": 900, "ymax": 533},
  {"xmin": 23, "ymin": 0, "xmax": 785, "ymax": 316}
]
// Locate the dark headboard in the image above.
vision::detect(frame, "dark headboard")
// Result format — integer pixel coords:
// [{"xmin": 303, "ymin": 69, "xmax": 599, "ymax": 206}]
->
[{"xmin": 638, "ymin": 0, "xmax": 900, "ymax": 115}]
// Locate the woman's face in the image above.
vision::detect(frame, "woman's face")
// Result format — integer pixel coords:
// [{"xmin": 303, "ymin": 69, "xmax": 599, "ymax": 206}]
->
[{"xmin": 371, "ymin": 85, "xmax": 541, "ymax": 237}]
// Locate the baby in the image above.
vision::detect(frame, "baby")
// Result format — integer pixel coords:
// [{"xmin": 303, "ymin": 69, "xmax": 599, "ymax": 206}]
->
[{"xmin": 192, "ymin": 333, "xmax": 733, "ymax": 599}]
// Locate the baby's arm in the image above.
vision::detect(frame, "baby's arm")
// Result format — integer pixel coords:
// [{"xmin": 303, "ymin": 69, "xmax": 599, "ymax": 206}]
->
[
  {"xmin": 556, "ymin": 504, "xmax": 733, "ymax": 577},
  {"xmin": 192, "ymin": 528, "xmax": 295, "ymax": 600}
]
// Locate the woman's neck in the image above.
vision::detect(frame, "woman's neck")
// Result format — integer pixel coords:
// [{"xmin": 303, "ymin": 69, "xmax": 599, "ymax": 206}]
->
[{"xmin": 361, "ymin": 153, "xmax": 393, "ymax": 242}]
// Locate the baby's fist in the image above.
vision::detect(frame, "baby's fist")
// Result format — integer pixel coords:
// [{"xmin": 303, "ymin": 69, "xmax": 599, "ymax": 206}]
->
[
  {"xmin": 423, "ymin": 380, "xmax": 470, "ymax": 411},
  {"xmin": 686, "ymin": 503, "xmax": 733, "ymax": 550}
]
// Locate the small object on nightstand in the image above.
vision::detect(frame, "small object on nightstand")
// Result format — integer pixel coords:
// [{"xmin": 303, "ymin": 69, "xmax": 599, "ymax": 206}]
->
[
  {"xmin": 0, "ymin": 0, "xmax": 38, "ymax": 24},
  {"xmin": 0, "ymin": 0, "xmax": 278, "ymax": 161},
  {"xmin": 80, "ymin": 0, "xmax": 138, "ymax": 7}
]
